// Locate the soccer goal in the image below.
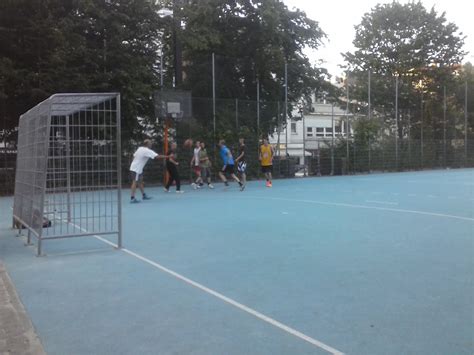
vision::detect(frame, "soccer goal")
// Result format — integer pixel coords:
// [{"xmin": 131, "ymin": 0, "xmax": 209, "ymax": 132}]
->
[{"xmin": 12, "ymin": 93, "xmax": 122, "ymax": 256}]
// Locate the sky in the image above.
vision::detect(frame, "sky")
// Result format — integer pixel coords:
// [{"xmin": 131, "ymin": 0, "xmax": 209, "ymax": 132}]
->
[{"xmin": 283, "ymin": 0, "xmax": 474, "ymax": 79}]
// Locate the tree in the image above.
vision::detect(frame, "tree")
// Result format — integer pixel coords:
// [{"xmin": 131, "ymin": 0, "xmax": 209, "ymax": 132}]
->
[
  {"xmin": 0, "ymin": 0, "xmax": 164, "ymax": 142},
  {"xmin": 342, "ymin": 1, "xmax": 467, "ymax": 143},
  {"xmin": 170, "ymin": 0, "xmax": 328, "ymax": 136}
]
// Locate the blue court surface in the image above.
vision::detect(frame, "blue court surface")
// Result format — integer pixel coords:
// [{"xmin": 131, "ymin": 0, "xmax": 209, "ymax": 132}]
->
[{"xmin": 0, "ymin": 169, "xmax": 473, "ymax": 355}]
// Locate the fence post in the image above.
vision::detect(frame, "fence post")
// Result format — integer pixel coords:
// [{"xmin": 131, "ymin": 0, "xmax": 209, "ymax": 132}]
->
[
  {"xmin": 331, "ymin": 103, "xmax": 334, "ymax": 175},
  {"xmin": 235, "ymin": 98, "xmax": 239, "ymax": 130},
  {"xmin": 421, "ymin": 92, "xmax": 424, "ymax": 169},
  {"xmin": 212, "ymin": 52, "xmax": 216, "ymax": 143},
  {"xmin": 443, "ymin": 85, "xmax": 447, "ymax": 168},
  {"xmin": 368, "ymin": 69, "xmax": 371, "ymax": 173},
  {"xmin": 465, "ymin": 81, "xmax": 468, "ymax": 165},
  {"xmin": 408, "ymin": 109, "xmax": 411, "ymax": 169},
  {"xmin": 395, "ymin": 75, "xmax": 399, "ymax": 170}
]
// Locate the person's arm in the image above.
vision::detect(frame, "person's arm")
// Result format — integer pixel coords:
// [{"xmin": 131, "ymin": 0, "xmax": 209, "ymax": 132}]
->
[
  {"xmin": 154, "ymin": 154, "xmax": 168, "ymax": 160},
  {"xmin": 190, "ymin": 155, "xmax": 195, "ymax": 167}
]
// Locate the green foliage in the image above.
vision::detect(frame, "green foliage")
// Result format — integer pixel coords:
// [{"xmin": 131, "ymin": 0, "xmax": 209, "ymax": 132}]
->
[
  {"xmin": 342, "ymin": 1, "xmax": 468, "ymax": 142},
  {"xmin": 175, "ymin": 0, "xmax": 328, "ymax": 136},
  {"xmin": 0, "ymin": 0, "xmax": 163, "ymax": 140}
]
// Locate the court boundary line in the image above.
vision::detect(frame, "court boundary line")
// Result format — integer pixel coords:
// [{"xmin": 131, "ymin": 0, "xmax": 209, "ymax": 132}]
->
[
  {"xmin": 64, "ymin": 221, "xmax": 344, "ymax": 355},
  {"xmin": 237, "ymin": 196, "xmax": 474, "ymax": 222}
]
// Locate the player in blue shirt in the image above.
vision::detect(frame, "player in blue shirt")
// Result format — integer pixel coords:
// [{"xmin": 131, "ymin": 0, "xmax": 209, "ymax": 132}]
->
[{"xmin": 218, "ymin": 139, "xmax": 245, "ymax": 191}]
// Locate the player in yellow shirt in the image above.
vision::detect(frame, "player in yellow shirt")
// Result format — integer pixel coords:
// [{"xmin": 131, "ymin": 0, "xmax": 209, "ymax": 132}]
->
[{"xmin": 259, "ymin": 138, "xmax": 274, "ymax": 187}]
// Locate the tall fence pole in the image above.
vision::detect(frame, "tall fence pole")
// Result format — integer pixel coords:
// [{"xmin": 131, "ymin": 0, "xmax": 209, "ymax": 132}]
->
[
  {"xmin": 395, "ymin": 75, "xmax": 399, "ymax": 170},
  {"xmin": 443, "ymin": 85, "xmax": 447, "ymax": 167},
  {"xmin": 212, "ymin": 52, "xmax": 216, "ymax": 142},
  {"xmin": 284, "ymin": 62, "xmax": 288, "ymax": 158},
  {"xmin": 302, "ymin": 110, "xmax": 306, "ymax": 176},
  {"xmin": 235, "ymin": 98, "xmax": 239, "ymax": 130},
  {"xmin": 408, "ymin": 109, "xmax": 411, "ymax": 169},
  {"xmin": 465, "ymin": 81, "xmax": 468, "ymax": 165},
  {"xmin": 346, "ymin": 75, "xmax": 350, "ymax": 171},
  {"xmin": 257, "ymin": 77, "xmax": 260, "ymax": 137},
  {"xmin": 421, "ymin": 92, "xmax": 424, "ymax": 168},
  {"xmin": 331, "ymin": 103, "xmax": 335, "ymax": 175},
  {"xmin": 368, "ymin": 69, "xmax": 372, "ymax": 172}
]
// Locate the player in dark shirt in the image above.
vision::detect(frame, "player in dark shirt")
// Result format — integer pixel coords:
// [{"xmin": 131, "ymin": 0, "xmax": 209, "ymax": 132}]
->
[
  {"xmin": 234, "ymin": 137, "xmax": 247, "ymax": 186},
  {"xmin": 164, "ymin": 142, "xmax": 184, "ymax": 193}
]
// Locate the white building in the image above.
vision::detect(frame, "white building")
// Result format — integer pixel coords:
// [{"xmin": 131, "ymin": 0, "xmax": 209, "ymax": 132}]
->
[{"xmin": 270, "ymin": 98, "xmax": 353, "ymax": 165}]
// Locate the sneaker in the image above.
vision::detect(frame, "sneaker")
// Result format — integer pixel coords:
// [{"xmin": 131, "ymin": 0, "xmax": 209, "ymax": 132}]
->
[
  {"xmin": 176, "ymin": 190, "xmax": 184, "ymax": 194},
  {"xmin": 224, "ymin": 181, "xmax": 229, "ymax": 187},
  {"xmin": 269, "ymin": 182, "xmax": 273, "ymax": 187},
  {"xmin": 199, "ymin": 183, "xmax": 204, "ymax": 187},
  {"xmin": 265, "ymin": 181, "xmax": 270, "ymax": 187},
  {"xmin": 240, "ymin": 184, "xmax": 246, "ymax": 192},
  {"xmin": 130, "ymin": 197, "xmax": 140, "ymax": 204},
  {"xmin": 163, "ymin": 188, "xmax": 169, "ymax": 193},
  {"xmin": 191, "ymin": 183, "xmax": 197, "ymax": 189},
  {"xmin": 196, "ymin": 184, "xmax": 202, "ymax": 189},
  {"xmin": 208, "ymin": 184, "xmax": 214, "ymax": 189},
  {"xmin": 142, "ymin": 194, "xmax": 152, "ymax": 200}
]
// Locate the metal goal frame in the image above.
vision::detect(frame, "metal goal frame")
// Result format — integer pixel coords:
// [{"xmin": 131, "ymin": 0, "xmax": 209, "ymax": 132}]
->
[{"xmin": 12, "ymin": 93, "xmax": 122, "ymax": 255}]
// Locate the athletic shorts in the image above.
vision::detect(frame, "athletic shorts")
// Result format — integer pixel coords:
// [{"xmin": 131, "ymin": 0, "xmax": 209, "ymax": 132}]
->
[
  {"xmin": 261, "ymin": 165, "xmax": 273, "ymax": 173},
  {"xmin": 130, "ymin": 171, "xmax": 143, "ymax": 182},
  {"xmin": 238, "ymin": 161, "xmax": 247, "ymax": 173},
  {"xmin": 193, "ymin": 166, "xmax": 201, "ymax": 174},
  {"xmin": 222, "ymin": 164, "xmax": 235, "ymax": 175}
]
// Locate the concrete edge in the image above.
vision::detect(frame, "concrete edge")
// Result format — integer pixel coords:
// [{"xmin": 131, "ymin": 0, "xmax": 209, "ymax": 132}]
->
[{"xmin": 0, "ymin": 261, "xmax": 46, "ymax": 355}]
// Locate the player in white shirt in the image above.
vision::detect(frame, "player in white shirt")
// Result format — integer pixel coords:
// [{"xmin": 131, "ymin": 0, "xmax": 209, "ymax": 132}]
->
[
  {"xmin": 190, "ymin": 140, "xmax": 203, "ymax": 189},
  {"xmin": 130, "ymin": 139, "xmax": 166, "ymax": 203}
]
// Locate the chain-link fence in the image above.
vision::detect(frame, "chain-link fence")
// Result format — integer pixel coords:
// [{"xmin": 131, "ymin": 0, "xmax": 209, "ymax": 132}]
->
[{"xmin": 2, "ymin": 62, "xmax": 473, "ymax": 195}]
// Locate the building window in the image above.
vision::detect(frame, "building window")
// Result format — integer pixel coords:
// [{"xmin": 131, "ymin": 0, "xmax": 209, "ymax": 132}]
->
[
  {"xmin": 291, "ymin": 122, "xmax": 297, "ymax": 134},
  {"xmin": 316, "ymin": 127, "xmax": 324, "ymax": 137},
  {"xmin": 325, "ymin": 127, "xmax": 333, "ymax": 137},
  {"xmin": 335, "ymin": 125, "xmax": 342, "ymax": 134},
  {"xmin": 307, "ymin": 127, "xmax": 313, "ymax": 137}
]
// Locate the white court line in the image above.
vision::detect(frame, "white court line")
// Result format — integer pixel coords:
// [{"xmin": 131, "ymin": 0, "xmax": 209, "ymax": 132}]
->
[
  {"xmin": 238, "ymin": 196, "xmax": 474, "ymax": 222},
  {"xmin": 407, "ymin": 180, "xmax": 474, "ymax": 186},
  {"xmin": 365, "ymin": 200, "xmax": 398, "ymax": 206},
  {"xmin": 65, "ymin": 222, "xmax": 343, "ymax": 355}
]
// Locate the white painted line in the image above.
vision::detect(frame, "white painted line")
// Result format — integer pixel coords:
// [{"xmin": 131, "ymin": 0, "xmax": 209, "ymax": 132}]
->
[
  {"xmin": 427, "ymin": 195, "xmax": 436, "ymax": 198},
  {"xmin": 365, "ymin": 200, "xmax": 398, "ymax": 206},
  {"xmin": 66, "ymin": 222, "xmax": 344, "ymax": 355},
  {"xmin": 407, "ymin": 180, "xmax": 474, "ymax": 186},
  {"xmin": 239, "ymin": 196, "xmax": 474, "ymax": 222},
  {"xmin": 282, "ymin": 212, "xmax": 289, "ymax": 215}
]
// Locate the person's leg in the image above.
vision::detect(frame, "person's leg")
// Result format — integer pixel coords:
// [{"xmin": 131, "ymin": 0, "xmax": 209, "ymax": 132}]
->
[
  {"xmin": 175, "ymin": 167, "xmax": 182, "ymax": 192},
  {"xmin": 264, "ymin": 169, "xmax": 271, "ymax": 187},
  {"xmin": 204, "ymin": 168, "xmax": 214, "ymax": 188},
  {"xmin": 231, "ymin": 173, "xmax": 241, "ymax": 184},
  {"xmin": 131, "ymin": 180, "xmax": 137, "ymax": 199},
  {"xmin": 219, "ymin": 170, "xmax": 227, "ymax": 183},
  {"xmin": 165, "ymin": 167, "xmax": 174, "ymax": 191},
  {"xmin": 139, "ymin": 178, "xmax": 145, "ymax": 197},
  {"xmin": 196, "ymin": 169, "xmax": 203, "ymax": 185}
]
